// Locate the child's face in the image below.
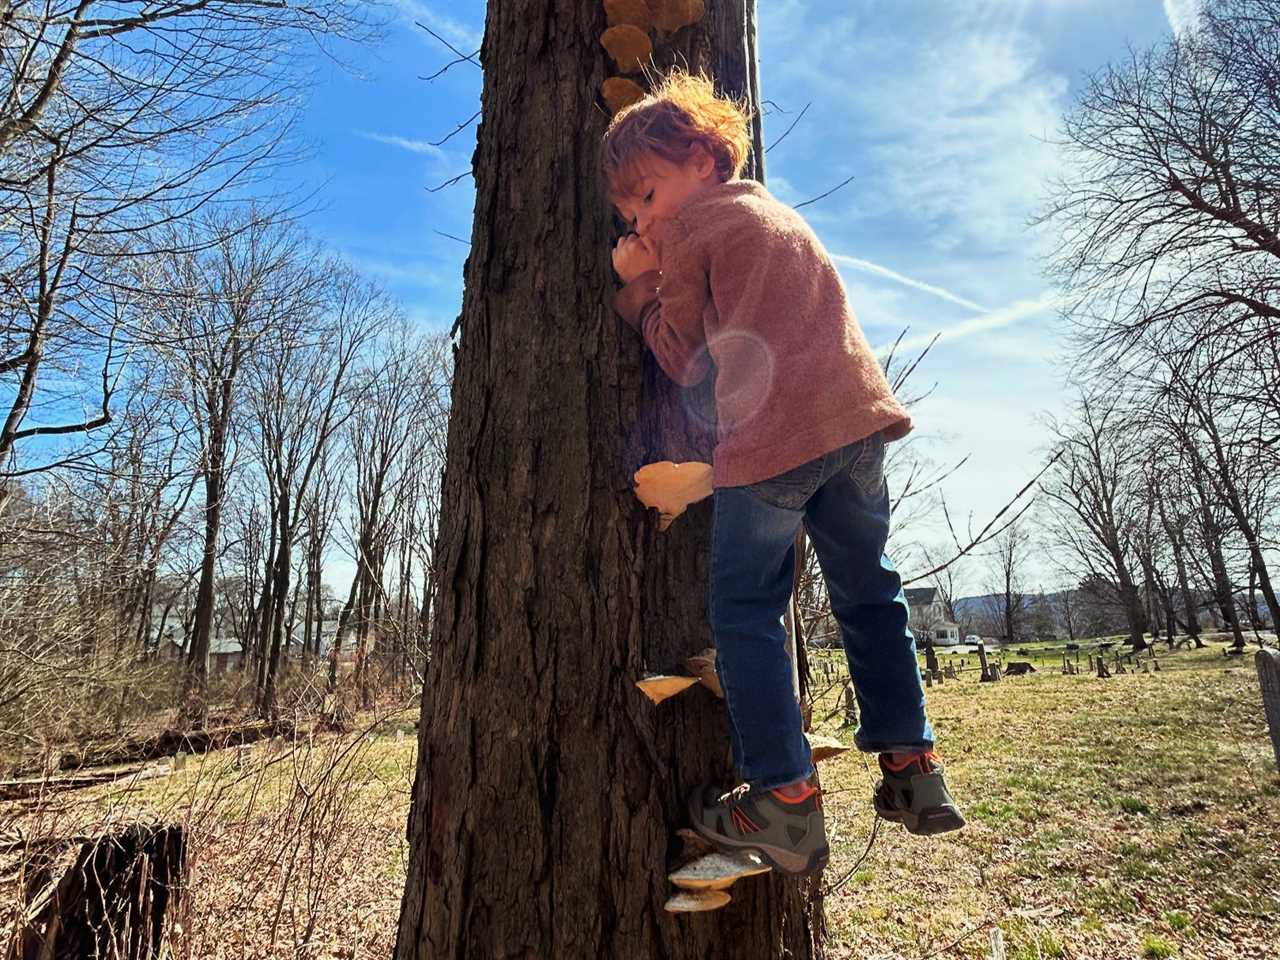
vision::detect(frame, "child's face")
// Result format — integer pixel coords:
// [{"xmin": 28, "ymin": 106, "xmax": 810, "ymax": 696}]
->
[{"xmin": 614, "ymin": 146, "xmax": 718, "ymax": 241}]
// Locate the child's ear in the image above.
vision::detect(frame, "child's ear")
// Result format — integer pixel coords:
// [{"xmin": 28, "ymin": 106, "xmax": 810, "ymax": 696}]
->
[{"xmin": 693, "ymin": 142, "xmax": 716, "ymax": 180}]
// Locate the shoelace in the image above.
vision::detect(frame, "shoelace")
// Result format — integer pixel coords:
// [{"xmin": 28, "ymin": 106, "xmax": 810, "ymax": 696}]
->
[{"xmin": 716, "ymin": 783, "xmax": 752, "ymax": 807}]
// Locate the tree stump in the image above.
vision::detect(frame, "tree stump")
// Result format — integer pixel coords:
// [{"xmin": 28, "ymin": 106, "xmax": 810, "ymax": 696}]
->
[
  {"xmin": 9, "ymin": 823, "xmax": 187, "ymax": 960},
  {"xmin": 1257, "ymin": 649, "xmax": 1280, "ymax": 770}
]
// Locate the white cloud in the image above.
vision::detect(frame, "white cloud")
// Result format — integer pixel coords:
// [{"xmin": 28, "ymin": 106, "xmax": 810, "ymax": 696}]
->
[
  {"xmin": 832, "ymin": 253, "xmax": 987, "ymax": 312},
  {"xmin": 360, "ymin": 131, "xmax": 446, "ymax": 160},
  {"xmin": 876, "ymin": 290, "xmax": 1063, "ymax": 355},
  {"xmin": 1164, "ymin": 0, "xmax": 1203, "ymax": 37},
  {"xmin": 761, "ymin": 7, "xmax": 1071, "ymax": 255},
  {"xmin": 343, "ymin": 252, "xmax": 447, "ymax": 287},
  {"xmin": 387, "ymin": 0, "xmax": 484, "ymax": 51}
]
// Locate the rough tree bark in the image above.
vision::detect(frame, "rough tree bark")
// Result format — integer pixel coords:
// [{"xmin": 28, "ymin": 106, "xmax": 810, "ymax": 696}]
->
[{"xmin": 395, "ymin": 2, "xmax": 825, "ymax": 958}]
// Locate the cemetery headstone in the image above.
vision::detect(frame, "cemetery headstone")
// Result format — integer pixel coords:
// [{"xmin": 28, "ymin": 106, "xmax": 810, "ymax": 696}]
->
[
  {"xmin": 1257, "ymin": 649, "xmax": 1280, "ymax": 770},
  {"xmin": 988, "ymin": 927, "xmax": 1007, "ymax": 960},
  {"xmin": 977, "ymin": 642, "xmax": 996, "ymax": 683},
  {"xmin": 843, "ymin": 681, "xmax": 858, "ymax": 728}
]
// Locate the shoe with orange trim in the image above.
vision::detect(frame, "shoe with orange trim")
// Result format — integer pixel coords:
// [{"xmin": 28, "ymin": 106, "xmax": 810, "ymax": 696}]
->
[
  {"xmin": 688, "ymin": 780, "xmax": 829, "ymax": 876},
  {"xmin": 873, "ymin": 752, "xmax": 966, "ymax": 835}
]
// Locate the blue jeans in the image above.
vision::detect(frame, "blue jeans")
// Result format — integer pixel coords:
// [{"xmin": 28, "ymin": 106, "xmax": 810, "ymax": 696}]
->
[{"xmin": 709, "ymin": 431, "xmax": 934, "ymax": 790}]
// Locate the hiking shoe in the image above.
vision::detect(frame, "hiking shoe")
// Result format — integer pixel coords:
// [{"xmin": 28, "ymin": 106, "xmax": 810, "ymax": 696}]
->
[
  {"xmin": 873, "ymin": 752, "xmax": 966, "ymax": 835},
  {"xmin": 688, "ymin": 782, "xmax": 829, "ymax": 876}
]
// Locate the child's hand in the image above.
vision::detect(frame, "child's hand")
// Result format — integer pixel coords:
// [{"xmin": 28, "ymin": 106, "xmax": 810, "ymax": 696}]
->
[{"xmin": 612, "ymin": 233, "xmax": 659, "ymax": 284}]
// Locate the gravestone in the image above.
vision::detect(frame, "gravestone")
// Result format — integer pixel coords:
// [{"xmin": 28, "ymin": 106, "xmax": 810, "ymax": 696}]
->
[
  {"xmin": 977, "ymin": 642, "xmax": 996, "ymax": 683},
  {"xmin": 1005, "ymin": 661, "xmax": 1036, "ymax": 677},
  {"xmin": 1257, "ymin": 650, "xmax": 1280, "ymax": 770},
  {"xmin": 843, "ymin": 681, "xmax": 859, "ymax": 728},
  {"xmin": 924, "ymin": 643, "xmax": 940, "ymax": 678}
]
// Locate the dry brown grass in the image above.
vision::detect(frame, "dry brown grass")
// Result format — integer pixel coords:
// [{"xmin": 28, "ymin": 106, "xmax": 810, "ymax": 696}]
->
[{"xmin": 2, "ymin": 643, "xmax": 1276, "ymax": 959}]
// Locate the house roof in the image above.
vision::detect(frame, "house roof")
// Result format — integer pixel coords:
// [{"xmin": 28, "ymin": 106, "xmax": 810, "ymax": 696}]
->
[
  {"xmin": 210, "ymin": 637, "xmax": 244, "ymax": 656},
  {"xmin": 904, "ymin": 587, "xmax": 938, "ymax": 606}
]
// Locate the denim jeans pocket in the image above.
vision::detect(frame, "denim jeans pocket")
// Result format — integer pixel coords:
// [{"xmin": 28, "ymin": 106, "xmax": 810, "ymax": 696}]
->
[
  {"xmin": 744, "ymin": 456, "xmax": 824, "ymax": 511},
  {"xmin": 849, "ymin": 431, "xmax": 886, "ymax": 498}
]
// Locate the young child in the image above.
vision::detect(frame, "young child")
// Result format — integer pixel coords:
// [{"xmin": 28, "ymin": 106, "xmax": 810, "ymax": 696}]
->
[{"xmin": 602, "ymin": 71, "xmax": 965, "ymax": 876}]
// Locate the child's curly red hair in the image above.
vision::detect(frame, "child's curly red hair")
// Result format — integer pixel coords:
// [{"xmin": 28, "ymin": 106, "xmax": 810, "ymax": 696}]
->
[{"xmin": 601, "ymin": 70, "xmax": 753, "ymax": 203}]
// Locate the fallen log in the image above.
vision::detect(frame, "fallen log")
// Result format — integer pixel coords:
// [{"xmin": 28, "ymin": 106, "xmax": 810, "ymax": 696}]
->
[
  {"xmin": 15, "ymin": 719, "xmax": 293, "ymax": 777},
  {"xmin": 0, "ymin": 763, "xmax": 170, "ymax": 802}
]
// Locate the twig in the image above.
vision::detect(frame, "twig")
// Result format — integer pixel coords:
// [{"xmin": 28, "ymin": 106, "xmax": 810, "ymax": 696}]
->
[
  {"xmin": 421, "ymin": 51, "xmax": 482, "ymax": 82},
  {"xmin": 766, "ymin": 101, "xmax": 810, "ymax": 154},
  {"xmin": 416, "ymin": 22, "xmax": 481, "ymax": 68},
  {"xmin": 433, "ymin": 229, "xmax": 470, "ymax": 246},
  {"xmin": 902, "ymin": 450, "xmax": 1064, "ymax": 585},
  {"xmin": 795, "ymin": 174, "xmax": 856, "ymax": 210},
  {"xmin": 428, "ymin": 171, "xmax": 472, "ymax": 193},
  {"xmin": 430, "ymin": 110, "xmax": 481, "ymax": 147}
]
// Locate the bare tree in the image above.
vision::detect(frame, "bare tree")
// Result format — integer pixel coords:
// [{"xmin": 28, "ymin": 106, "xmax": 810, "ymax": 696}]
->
[
  {"xmin": 145, "ymin": 211, "xmax": 315, "ymax": 723},
  {"xmin": 983, "ymin": 520, "xmax": 1028, "ymax": 644},
  {"xmin": 248, "ymin": 262, "xmax": 388, "ymax": 719},
  {"xmin": 1041, "ymin": 396, "xmax": 1150, "ymax": 646},
  {"xmin": 0, "ymin": 0, "xmax": 372, "ymax": 481}
]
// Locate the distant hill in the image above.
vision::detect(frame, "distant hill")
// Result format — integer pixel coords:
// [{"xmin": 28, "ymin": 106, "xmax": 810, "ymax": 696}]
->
[{"xmin": 952, "ymin": 593, "xmax": 1049, "ymax": 619}]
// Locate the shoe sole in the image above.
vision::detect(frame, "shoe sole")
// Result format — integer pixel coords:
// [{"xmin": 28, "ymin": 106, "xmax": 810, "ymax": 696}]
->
[
  {"xmin": 874, "ymin": 797, "xmax": 967, "ymax": 835},
  {"xmin": 687, "ymin": 796, "xmax": 829, "ymax": 876}
]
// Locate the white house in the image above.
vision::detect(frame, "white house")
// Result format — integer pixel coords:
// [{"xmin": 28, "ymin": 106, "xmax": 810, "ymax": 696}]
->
[{"xmin": 904, "ymin": 587, "xmax": 961, "ymax": 645}]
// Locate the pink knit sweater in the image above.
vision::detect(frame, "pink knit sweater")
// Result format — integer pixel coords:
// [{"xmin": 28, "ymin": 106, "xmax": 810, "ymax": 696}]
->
[{"xmin": 613, "ymin": 179, "xmax": 912, "ymax": 488}]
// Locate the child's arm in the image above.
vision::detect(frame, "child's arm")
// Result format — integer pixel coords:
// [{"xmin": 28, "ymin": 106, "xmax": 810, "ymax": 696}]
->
[{"xmin": 611, "ymin": 232, "xmax": 711, "ymax": 387}]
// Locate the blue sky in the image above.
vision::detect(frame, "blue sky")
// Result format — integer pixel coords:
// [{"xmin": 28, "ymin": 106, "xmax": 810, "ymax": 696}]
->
[{"xmin": 292, "ymin": 0, "xmax": 1189, "ymax": 594}]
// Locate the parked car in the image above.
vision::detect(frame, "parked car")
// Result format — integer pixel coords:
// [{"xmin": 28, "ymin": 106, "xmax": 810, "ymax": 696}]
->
[{"xmin": 965, "ymin": 634, "xmax": 983, "ymax": 644}]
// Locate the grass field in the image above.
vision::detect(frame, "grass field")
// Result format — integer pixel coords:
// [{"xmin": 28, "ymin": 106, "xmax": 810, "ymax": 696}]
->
[
  {"xmin": 811, "ymin": 641, "xmax": 1279, "ymax": 960},
  {"xmin": 3, "ymin": 642, "xmax": 1276, "ymax": 959}
]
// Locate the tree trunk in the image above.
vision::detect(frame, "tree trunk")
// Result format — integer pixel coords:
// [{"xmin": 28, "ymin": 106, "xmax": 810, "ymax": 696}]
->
[
  {"xmin": 1206, "ymin": 534, "xmax": 1245, "ymax": 648},
  {"xmin": 183, "ymin": 441, "xmax": 224, "ymax": 727},
  {"xmin": 258, "ymin": 494, "xmax": 292, "ymax": 719},
  {"xmin": 395, "ymin": 3, "xmax": 823, "ymax": 958},
  {"xmin": 1158, "ymin": 498, "xmax": 1201, "ymax": 643}
]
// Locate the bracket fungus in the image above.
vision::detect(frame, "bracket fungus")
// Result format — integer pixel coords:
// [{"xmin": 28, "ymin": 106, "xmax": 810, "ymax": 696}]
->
[
  {"xmin": 664, "ymin": 889, "xmax": 731, "ymax": 912},
  {"xmin": 600, "ymin": 24, "xmax": 653, "ymax": 73},
  {"xmin": 670, "ymin": 850, "xmax": 771, "ymax": 891},
  {"xmin": 651, "ymin": 0, "xmax": 706, "ymax": 34},
  {"xmin": 604, "ymin": 0, "xmax": 654, "ymax": 30},
  {"xmin": 807, "ymin": 734, "xmax": 852, "ymax": 764},
  {"xmin": 602, "ymin": 77, "xmax": 646, "ymax": 115},
  {"xmin": 635, "ymin": 673, "xmax": 699, "ymax": 705},
  {"xmin": 633, "ymin": 460, "xmax": 712, "ymax": 531}
]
